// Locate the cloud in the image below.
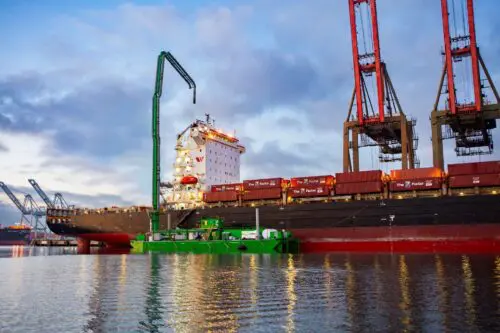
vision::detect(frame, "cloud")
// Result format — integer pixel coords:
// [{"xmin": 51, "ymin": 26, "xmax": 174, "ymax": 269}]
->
[{"xmin": 0, "ymin": 202, "xmax": 18, "ymax": 226}]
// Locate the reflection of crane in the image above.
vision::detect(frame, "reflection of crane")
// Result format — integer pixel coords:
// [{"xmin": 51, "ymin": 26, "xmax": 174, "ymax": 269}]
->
[
  {"xmin": 0, "ymin": 181, "xmax": 47, "ymax": 236},
  {"xmin": 28, "ymin": 179, "xmax": 71, "ymax": 209},
  {"xmin": 151, "ymin": 51, "xmax": 196, "ymax": 235}
]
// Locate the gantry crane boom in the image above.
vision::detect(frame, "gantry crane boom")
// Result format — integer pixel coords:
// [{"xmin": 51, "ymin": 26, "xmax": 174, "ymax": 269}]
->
[
  {"xmin": 348, "ymin": 0, "xmax": 385, "ymax": 124},
  {"xmin": 151, "ymin": 51, "xmax": 196, "ymax": 234},
  {"xmin": 27, "ymin": 179, "xmax": 70, "ymax": 209},
  {"xmin": 0, "ymin": 181, "xmax": 30, "ymax": 215},
  {"xmin": 28, "ymin": 179, "xmax": 54, "ymax": 209}
]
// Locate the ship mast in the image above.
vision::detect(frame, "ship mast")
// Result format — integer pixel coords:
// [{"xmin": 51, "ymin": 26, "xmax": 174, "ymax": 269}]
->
[{"xmin": 151, "ymin": 51, "xmax": 196, "ymax": 236}]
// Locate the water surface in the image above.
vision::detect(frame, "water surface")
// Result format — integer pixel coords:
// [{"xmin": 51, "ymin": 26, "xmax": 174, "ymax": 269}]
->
[{"xmin": 1, "ymin": 246, "xmax": 499, "ymax": 332}]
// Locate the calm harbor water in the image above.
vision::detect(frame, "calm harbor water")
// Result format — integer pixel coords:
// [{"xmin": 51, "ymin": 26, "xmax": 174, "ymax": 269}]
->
[{"xmin": 0, "ymin": 246, "xmax": 499, "ymax": 332}]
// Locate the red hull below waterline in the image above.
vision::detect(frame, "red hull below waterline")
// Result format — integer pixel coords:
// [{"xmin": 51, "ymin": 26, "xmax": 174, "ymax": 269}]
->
[
  {"xmin": 78, "ymin": 233, "xmax": 133, "ymax": 247},
  {"xmin": 293, "ymin": 224, "xmax": 500, "ymax": 254}
]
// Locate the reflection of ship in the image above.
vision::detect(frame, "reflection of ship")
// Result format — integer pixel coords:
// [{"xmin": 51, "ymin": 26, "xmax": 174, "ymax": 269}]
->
[
  {"xmin": 45, "ymin": 115, "xmax": 500, "ymax": 252},
  {"xmin": 0, "ymin": 223, "xmax": 33, "ymax": 246}
]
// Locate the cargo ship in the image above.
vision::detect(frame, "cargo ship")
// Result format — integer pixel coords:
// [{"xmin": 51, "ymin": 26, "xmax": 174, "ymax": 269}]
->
[
  {"xmin": 45, "ymin": 116, "xmax": 500, "ymax": 253},
  {"xmin": 0, "ymin": 223, "xmax": 33, "ymax": 246}
]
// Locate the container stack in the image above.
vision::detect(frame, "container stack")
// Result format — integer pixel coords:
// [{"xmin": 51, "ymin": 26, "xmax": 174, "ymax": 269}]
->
[
  {"xmin": 288, "ymin": 175, "xmax": 334, "ymax": 199},
  {"xmin": 334, "ymin": 170, "xmax": 383, "ymax": 195},
  {"xmin": 389, "ymin": 167, "xmax": 443, "ymax": 194},
  {"xmin": 242, "ymin": 178, "xmax": 283, "ymax": 201},
  {"xmin": 203, "ymin": 183, "xmax": 242, "ymax": 203},
  {"xmin": 448, "ymin": 161, "xmax": 500, "ymax": 189}
]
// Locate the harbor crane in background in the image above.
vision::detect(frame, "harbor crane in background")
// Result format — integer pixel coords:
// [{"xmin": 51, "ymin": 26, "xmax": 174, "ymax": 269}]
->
[
  {"xmin": 150, "ymin": 51, "xmax": 196, "ymax": 235},
  {"xmin": 431, "ymin": 0, "xmax": 500, "ymax": 169},
  {"xmin": 0, "ymin": 181, "xmax": 47, "ymax": 236},
  {"xmin": 28, "ymin": 179, "xmax": 72, "ymax": 209},
  {"xmin": 343, "ymin": 0, "xmax": 419, "ymax": 172}
]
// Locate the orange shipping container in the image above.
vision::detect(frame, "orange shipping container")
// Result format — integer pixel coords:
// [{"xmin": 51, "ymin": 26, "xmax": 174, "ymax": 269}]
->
[
  {"xmin": 243, "ymin": 178, "xmax": 283, "ymax": 190},
  {"xmin": 448, "ymin": 161, "xmax": 500, "ymax": 176},
  {"xmin": 335, "ymin": 181, "xmax": 383, "ymax": 195},
  {"xmin": 203, "ymin": 191, "xmax": 238, "ymax": 203},
  {"xmin": 389, "ymin": 178, "xmax": 442, "ymax": 192},
  {"xmin": 449, "ymin": 174, "xmax": 500, "ymax": 188},
  {"xmin": 211, "ymin": 183, "xmax": 242, "ymax": 192},
  {"xmin": 242, "ymin": 188, "xmax": 282, "ymax": 201},
  {"xmin": 289, "ymin": 186, "xmax": 331, "ymax": 198},
  {"xmin": 390, "ymin": 167, "xmax": 443, "ymax": 180},
  {"xmin": 335, "ymin": 170, "xmax": 382, "ymax": 184},
  {"xmin": 290, "ymin": 175, "xmax": 334, "ymax": 188}
]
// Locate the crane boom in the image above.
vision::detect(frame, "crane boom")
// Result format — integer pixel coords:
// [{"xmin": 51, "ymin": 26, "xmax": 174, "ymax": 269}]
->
[
  {"xmin": 28, "ymin": 179, "xmax": 54, "ymax": 209},
  {"xmin": 151, "ymin": 51, "xmax": 196, "ymax": 235},
  {"xmin": 0, "ymin": 181, "xmax": 30, "ymax": 215},
  {"xmin": 348, "ymin": 0, "xmax": 385, "ymax": 124}
]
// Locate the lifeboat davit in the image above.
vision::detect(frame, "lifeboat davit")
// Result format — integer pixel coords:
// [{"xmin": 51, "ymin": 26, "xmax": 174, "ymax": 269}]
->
[{"xmin": 180, "ymin": 176, "xmax": 198, "ymax": 185}]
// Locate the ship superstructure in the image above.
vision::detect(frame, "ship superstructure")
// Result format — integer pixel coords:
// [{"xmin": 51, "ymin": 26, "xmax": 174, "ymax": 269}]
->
[{"xmin": 164, "ymin": 114, "xmax": 245, "ymax": 209}]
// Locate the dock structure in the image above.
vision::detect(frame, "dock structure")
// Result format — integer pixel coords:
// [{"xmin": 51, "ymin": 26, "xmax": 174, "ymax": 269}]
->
[{"xmin": 30, "ymin": 239, "xmax": 104, "ymax": 247}]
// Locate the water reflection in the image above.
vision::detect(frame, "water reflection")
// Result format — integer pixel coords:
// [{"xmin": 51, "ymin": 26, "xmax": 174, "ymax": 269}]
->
[
  {"xmin": 140, "ymin": 254, "xmax": 164, "ymax": 332},
  {"xmin": 1, "ymin": 253, "xmax": 500, "ymax": 332}
]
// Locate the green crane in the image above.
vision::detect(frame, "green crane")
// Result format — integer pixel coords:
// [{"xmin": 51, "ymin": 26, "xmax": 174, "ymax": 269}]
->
[{"xmin": 151, "ymin": 51, "xmax": 196, "ymax": 237}]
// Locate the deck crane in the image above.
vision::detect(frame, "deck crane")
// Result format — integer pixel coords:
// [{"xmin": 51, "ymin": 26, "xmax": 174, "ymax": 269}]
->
[
  {"xmin": 431, "ymin": 0, "xmax": 500, "ymax": 169},
  {"xmin": 343, "ymin": 0, "xmax": 418, "ymax": 172},
  {"xmin": 0, "ymin": 181, "xmax": 47, "ymax": 235},
  {"xmin": 151, "ymin": 51, "xmax": 196, "ymax": 236},
  {"xmin": 28, "ymin": 179, "xmax": 71, "ymax": 209}
]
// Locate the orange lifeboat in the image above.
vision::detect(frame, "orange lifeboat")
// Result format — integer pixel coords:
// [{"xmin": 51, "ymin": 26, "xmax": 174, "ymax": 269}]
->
[{"xmin": 180, "ymin": 176, "xmax": 198, "ymax": 185}]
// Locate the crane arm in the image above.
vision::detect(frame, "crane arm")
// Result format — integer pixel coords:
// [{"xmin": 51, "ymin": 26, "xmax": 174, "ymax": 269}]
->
[
  {"xmin": 0, "ymin": 181, "xmax": 30, "ymax": 214},
  {"xmin": 151, "ymin": 51, "xmax": 196, "ymax": 234},
  {"xmin": 28, "ymin": 179, "xmax": 54, "ymax": 209}
]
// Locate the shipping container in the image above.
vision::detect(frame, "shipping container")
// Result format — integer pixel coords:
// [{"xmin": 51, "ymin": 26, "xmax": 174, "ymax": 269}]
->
[
  {"xmin": 389, "ymin": 178, "xmax": 442, "ymax": 192},
  {"xmin": 335, "ymin": 181, "xmax": 383, "ymax": 195},
  {"xmin": 242, "ymin": 188, "xmax": 282, "ymax": 201},
  {"xmin": 243, "ymin": 178, "xmax": 283, "ymax": 190},
  {"xmin": 449, "ymin": 173, "xmax": 500, "ymax": 188},
  {"xmin": 289, "ymin": 186, "xmax": 331, "ymax": 198},
  {"xmin": 211, "ymin": 183, "xmax": 242, "ymax": 192},
  {"xmin": 335, "ymin": 170, "xmax": 383, "ymax": 184},
  {"xmin": 290, "ymin": 175, "xmax": 334, "ymax": 188},
  {"xmin": 448, "ymin": 161, "xmax": 500, "ymax": 176},
  {"xmin": 390, "ymin": 167, "xmax": 443, "ymax": 181},
  {"xmin": 203, "ymin": 191, "xmax": 238, "ymax": 203}
]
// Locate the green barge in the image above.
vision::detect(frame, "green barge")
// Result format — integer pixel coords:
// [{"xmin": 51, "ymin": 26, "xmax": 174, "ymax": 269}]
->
[{"xmin": 131, "ymin": 217, "xmax": 299, "ymax": 254}]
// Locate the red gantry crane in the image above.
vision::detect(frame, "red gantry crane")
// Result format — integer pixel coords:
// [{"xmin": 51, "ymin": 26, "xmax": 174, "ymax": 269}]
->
[
  {"xmin": 343, "ymin": 0, "xmax": 418, "ymax": 172},
  {"xmin": 431, "ymin": 0, "xmax": 500, "ymax": 169}
]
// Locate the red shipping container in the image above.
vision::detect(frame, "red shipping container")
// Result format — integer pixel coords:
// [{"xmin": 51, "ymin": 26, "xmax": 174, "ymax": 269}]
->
[
  {"xmin": 289, "ymin": 186, "xmax": 331, "ymax": 198},
  {"xmin": 390, "ymin": 167, "xmax": 443, "ymax": 181},
  {"xmin": 335, "ymin": 181, "xmax": 383, "ymax": 195},
  {"xmin": 389, "ymin": 178, "xmax": 442, "ymax": 192},
  {"xmin": 242, "ymin": 188, "xmax": 282, "ymax": 201},
  {"xmin": 335, "ymin": 170, "xmax": 382, "ymax": 184},
  {"xmin": 243, "ymin": 178, "xmax": 283, "ymax": 190},
  {"xmin": 211, "ymin": 183, "xmax": 242, "ymax": 192},
  {"xmin": 203, "ymin": 191, "xmax": 238, "ymax": 203},
  {"xmin": 290, "ymin": 175, "xmax": 334, "ymax": 188},
  {"xmin": 448, "ymin": 161, "xmax": 500, "ymax": 176},
  {"xmin": 449, "ymin": 174, "xmax": 500, "ymax": 188}
]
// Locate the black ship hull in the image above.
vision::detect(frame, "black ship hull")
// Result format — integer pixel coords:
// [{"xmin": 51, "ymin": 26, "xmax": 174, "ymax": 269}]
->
[{"xmin": 46, "ymin": 194, "xmax": 500, "ymax": 253}]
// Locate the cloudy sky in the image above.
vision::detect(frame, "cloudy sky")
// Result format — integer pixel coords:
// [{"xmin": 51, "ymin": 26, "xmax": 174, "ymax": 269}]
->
[{"xmin": 1, "ymin": 0, "xmax": 499, "ymax": 224}]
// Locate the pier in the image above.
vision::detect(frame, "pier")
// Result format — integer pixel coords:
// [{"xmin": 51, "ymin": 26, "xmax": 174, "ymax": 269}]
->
[{"xmin": 30, "ymin": 239, "xmax": 104, "ymax": 247}]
